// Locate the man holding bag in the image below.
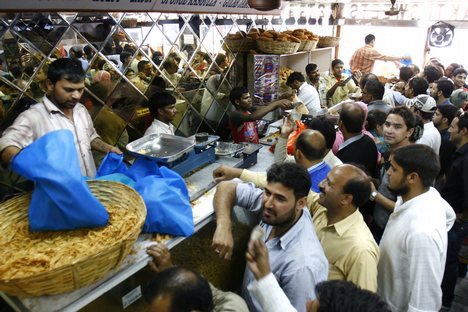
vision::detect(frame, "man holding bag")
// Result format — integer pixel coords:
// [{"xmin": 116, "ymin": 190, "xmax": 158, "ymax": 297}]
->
[{"xmin": 0, "ymin": 58, "xmax": 120, "ymax": 177}]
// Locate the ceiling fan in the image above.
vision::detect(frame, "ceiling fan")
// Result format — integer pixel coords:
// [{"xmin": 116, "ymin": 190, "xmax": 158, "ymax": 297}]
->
[{"xmin": 364, "ymin": 0, "xmax": 407, "ymax": 16}]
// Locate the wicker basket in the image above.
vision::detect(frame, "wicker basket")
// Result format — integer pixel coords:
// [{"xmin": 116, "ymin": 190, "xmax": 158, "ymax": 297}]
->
[
  {"xmin": 299, "ymin": 40, "xmax": 319, "ymax": 51},
  {"xmin": 257, "ymin": 40, "xmax": 300, "ymax": 54},
  {"xmin": 308, "ymin": 40, "xmax": 319, "ymax": 51},
  {"xmin": 0, "ymin": 180, "xmax": 146, "ymax": 297},
  {"xmin": 224, "ymin": 37, "xmax": 256, "ymax": 53},
  {"xmin": 317, "ymin": 36, "xmax": 340, "ymax": 48}
]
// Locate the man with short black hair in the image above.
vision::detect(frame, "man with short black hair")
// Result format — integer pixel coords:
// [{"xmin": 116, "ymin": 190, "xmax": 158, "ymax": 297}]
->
[
  {"xmin": 422, "ymin": 64, "xmax": 443, "ymax": 84},
  {"xmin": 145, "ymin": 243, "xmax": 249, "ymax": 312},
  {"xmin": 0, "ymin": 58, "xmax": 120, "ymax": 177},
  {"xmin": 286, "ymin": 71, "xmax": 321, "ymax": 115},
  {"xmin": 411, "ymin": 94, "xmax": 441, "ymax": 154},
  {"xmin": 378, "ymin": 144, "xmax": 455, "ymax": 311},
  {"xmin": 371, "ymin": 106, "xmax": 416, "ymax": 242},
  {"xmin": 305, "ymin": 63, "xmax": 327, "ymax": 107},
  {"xmin": 132, "ymin": 60, "xmax": 154, "ymax": 92},
  {"xmin": 431, "ymin": 79, "xmax": 455, "ymax": 105},
  {"xmin": 433, "ymin": 104, "xmax": 459, "ymax": 180},
  {"xmin": 228, "ymin": 87, "xmax": 291, "ymax": 143},
  {"xmin": 325, "ymin": 59, "xmax": 359, "ymax": 107},
  {"xmin": 212, "ymin": 163, "xmax": 328, "ymax": 312},
  {"xmin": 362, "ymin": 79, "xmax": 392, "ymax": 114},
  {"xmin": 349, "ymin": 34, "xmax": 409, "ymax": 74},
  {"xmin": 451, "ymin": 68, "xmax": 467, "ymax": 90},
  {"xmin": 440, "ymin": 112, "xmax": 468, "ymax": 309},
  {"xmin": 144, "ymin": 267, "xmax": 214, "ymax": 312},
  {"xmin": 144, "ymin": 91, "xmax": 177, "ymax": 136},
  {"xmin": 404, "ymin": 76, "xmax": 428, "ymax": 99}
]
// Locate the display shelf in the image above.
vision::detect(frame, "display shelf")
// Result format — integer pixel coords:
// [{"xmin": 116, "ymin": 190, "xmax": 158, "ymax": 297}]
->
[{"xmin": 246, "ymin": 47, "xmax": 333, "ymax": 114}]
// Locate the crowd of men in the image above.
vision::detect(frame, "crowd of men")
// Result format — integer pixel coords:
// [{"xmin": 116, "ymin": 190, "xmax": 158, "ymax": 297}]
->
[
  {"xmin": 0, "ymin": 32, "xmax": 467, "ymax": 312},
  {"xmin": 143, "ymin": 34, "xmax": 467, "ymax": 312}
]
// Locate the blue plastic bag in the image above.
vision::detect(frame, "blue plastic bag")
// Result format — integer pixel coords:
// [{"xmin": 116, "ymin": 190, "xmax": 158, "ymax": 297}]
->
[
  {"xmin": 11, "ymin": 130, "xmax": 109, "ymax": 231},
  {"xmin": 96, "ymin": 152, "xmax": 128, "ymax": 177},
  {"xmin": 96, "ymin": 154, "xmax": 194, "ymax": 236},
  {"xmin": 135, "ymin": 170, "xmax": 194, "ymax": 236}
]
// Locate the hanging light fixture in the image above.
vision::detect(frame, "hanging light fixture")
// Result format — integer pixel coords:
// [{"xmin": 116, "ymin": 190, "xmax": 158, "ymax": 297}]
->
[{"xmin": 247, "ymin": 0, "xmax": 281, "ymax": 11}]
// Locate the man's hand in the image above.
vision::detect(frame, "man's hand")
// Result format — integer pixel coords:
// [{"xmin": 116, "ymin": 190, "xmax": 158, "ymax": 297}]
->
[
  {"xmin": 246, "ymin": 239, "xmax": 271, "ymax": 280},
  {"xmin": 109, "ymin": 146, "xmax": 123, "ymax": 154},
  {"xmin": 212, "ymin": 165, "xmax": 242, "ymax": 183},
  {"xmin": 279, "ymin": 90, "xmax": 296, "ymax": 101},
  {"xmin": 280, "ymin": 116, "xmax": 296, "ymax": 139},
  {"xmin": 275, "ymin": 99, "xmax": 293, "ymax": 110},
  {"xmin": 147, "ymin": 243, "xmax": 173, "ymax": 273},
  {"xmin": 212, "ymin": 225, "xmax": 234, "ymax": 260},
  {"xmin": 352, "ymin": 70, "xmax": 363, "ymax": 84}
]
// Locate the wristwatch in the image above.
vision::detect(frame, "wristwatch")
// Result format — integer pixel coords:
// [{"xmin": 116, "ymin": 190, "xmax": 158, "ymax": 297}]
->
[{"xmin": 369, "ymin": 191, "xmax": 378, "ymax": 202}]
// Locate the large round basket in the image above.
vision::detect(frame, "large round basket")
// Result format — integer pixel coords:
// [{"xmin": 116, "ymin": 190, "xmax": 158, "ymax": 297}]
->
[
  {"xmin": 257, "ymin": 40, "xmax": 300, "ymax": 54},
  {"xmin": 224, "ymin": 37, "xmax": 256, "ymax": 53},
  {"xmin": 299, "ymin": 39, "xmax": 319, "ymax": 51},
  {"xmin": 317, "ymin": 36, "xmax": 340, "ymax": 48},
  {"xmin": 0, "ymin": 180, "xmax": 146, "ymax": 297}
]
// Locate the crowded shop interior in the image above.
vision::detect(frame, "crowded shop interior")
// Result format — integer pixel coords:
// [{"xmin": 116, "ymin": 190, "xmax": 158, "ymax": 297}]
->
[{"xmin": 0, "ymin": 0, "xmax": 467, "ymax": 311}]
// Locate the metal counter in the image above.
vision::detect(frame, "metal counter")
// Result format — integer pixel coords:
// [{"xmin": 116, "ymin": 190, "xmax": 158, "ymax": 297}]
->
[{"xmin": 1, "ymin": 146, "xmax": 274, "ymax": 312}]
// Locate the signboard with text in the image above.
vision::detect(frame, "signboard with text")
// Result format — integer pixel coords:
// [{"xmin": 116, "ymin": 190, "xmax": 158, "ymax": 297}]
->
[{"xmin": 0, "ymin": 0, "xmax": 281, "ymax": 15}]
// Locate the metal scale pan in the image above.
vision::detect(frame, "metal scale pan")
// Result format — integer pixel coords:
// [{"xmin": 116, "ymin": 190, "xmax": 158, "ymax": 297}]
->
[{"xmin": 126, "ymin": 133, "xmax": 195, "ymax": 163}]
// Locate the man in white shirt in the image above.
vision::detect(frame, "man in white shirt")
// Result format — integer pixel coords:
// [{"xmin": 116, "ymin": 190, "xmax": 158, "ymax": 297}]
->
[
  {"xmin": 286, "ymin": 72, "xmax": 321, "ymax": 116},
  {"xmin": 378, "ymin": 144, "xmax": 455, "ymax": 312},
  {"xmin": 144, "ymin": 91, "xmax": 177, "ymax": 136},
  {"xmin": 0, "ymin": 58, "xmax": 120, "ymax": 178},
  {"xmin": 411, "ymin": 94, "xmax": 441, "ymax": 155}
]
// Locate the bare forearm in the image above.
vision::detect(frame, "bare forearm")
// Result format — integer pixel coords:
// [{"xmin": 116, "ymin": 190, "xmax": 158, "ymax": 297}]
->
[
  {"xmin": 213, "ymin": 181, "xmax": 238, "ymax": 228},
  {"xmin": 0, "ymin": 146, "xmax": 20, "ymax": 165},
  {"xmin": 91, "ymin": 138, "xmax": 114, "ymax": 153},
  {"xmin": 250, "ymin": 103, "xmax": 280, "ymax": 120}
]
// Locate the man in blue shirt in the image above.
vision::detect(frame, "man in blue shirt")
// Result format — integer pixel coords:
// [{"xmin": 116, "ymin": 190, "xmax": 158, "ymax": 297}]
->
[
  {"xmin": 212, "ymin": 163, "xmax": 328, "ymax": 312},
  {"xmin": 274, "ymin": 117, "xmax": 331, "ymax": 192}
]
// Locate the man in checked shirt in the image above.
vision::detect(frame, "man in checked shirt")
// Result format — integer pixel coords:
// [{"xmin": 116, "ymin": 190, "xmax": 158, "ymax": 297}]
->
[{"xmin": 349, "ymin": 34, "xmax": 411, "ymax": 75}]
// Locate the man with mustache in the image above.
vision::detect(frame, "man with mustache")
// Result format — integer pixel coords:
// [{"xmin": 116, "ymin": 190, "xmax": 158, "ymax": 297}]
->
[
  {"xmin": 212, "ymin": 162, "xmax": 328, "ymax": 312},
  {"xmin": 0, "ymin": 58, "xmax": 120, "ymax": 177}
]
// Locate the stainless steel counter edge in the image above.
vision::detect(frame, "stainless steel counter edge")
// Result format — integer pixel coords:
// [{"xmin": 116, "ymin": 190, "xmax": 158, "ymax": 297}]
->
[{"xmin": 62, "ymin": 211, "xmax": 216, "ymax": 312}]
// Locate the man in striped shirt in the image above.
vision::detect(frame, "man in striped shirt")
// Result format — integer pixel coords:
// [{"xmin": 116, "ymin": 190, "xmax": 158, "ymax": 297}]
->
[{"xmin": 350, "ymin": 34, "xmax": 410, "ymax": 75}]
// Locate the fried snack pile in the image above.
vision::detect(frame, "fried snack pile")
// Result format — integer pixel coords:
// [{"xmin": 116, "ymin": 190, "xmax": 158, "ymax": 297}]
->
[{"xmin": 0, "ymin": 204, "xmax": 140, "ymax": 280}]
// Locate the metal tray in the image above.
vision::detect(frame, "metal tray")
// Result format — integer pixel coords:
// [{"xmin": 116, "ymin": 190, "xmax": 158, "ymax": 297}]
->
[
  {"xmin": 242, "ymin": 143, "xmax": 262, "ymax": 155},
  {"xmin": 189, "ymin": 135, "xmax": 220, "ymax": 148},
  {"xmin": 126, "ymin": 133, "xmax": 195, "ymax": 163},
  {"xmin": 215, "ymin": 142, "xmax": 245, "ymax": 156}
]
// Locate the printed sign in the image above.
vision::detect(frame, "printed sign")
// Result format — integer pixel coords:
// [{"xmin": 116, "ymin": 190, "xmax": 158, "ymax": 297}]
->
[{"xmin": 0, "ymin": 0, "xmax": 281, "ymax": 14}]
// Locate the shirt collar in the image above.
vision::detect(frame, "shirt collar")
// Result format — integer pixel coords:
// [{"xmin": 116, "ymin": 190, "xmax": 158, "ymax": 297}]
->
[
  {"xmin": 263, "ymin": 208, "xmax": 310, "ymax": 250},
  {"xmin": 324, "ymin": 209, "xmax": 362, "ymax": 237},
  {"xmin": 42, "ymin": 96, "xmax": 67, "ymax": 117},
  {"xmin": 338, "ymin": 133, "xmax": 364, "ymax": 151},
  {"xmin": 455, "ymin": 142, "xmax": 468, "ymax": 156},
  {"xmin": 153, "ymin": 118, "xmax": 174, "ymax": 131},
  {"xmin": 424, "ymin": 121, "xmax": 435, "ymax": 129},
  {"xmin": 308, "ymin": 160, "xmax": 327, "ymax": 172}
]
